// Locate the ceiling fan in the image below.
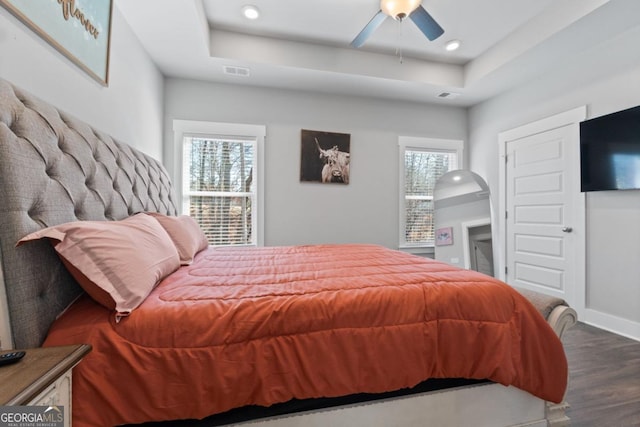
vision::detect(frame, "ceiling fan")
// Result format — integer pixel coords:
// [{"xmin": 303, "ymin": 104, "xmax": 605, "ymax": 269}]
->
[{"xmin": 351, "ymin": 0, "xmax": 444, "ymax": 48}]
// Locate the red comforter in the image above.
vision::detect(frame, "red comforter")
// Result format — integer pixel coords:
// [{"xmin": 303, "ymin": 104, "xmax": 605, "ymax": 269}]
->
[{"xmin": 44, "ymin": 244, "xmax": 567, "ymax": 427}]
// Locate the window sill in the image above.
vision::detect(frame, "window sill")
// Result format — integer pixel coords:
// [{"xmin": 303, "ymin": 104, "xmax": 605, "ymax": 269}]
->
[{"xmin": 398, "ymin": 245, "xmax": 435, "ymax": 258}]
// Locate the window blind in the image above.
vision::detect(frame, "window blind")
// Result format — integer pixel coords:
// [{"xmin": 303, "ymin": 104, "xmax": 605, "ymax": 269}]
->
[{"xmin": 184, "ymin": 136, "xmax": 256, "ymax": 246}]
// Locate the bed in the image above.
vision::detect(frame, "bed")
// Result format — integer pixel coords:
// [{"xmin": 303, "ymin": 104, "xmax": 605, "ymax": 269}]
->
[{"xmin": 0, "ymin": 78, "xmax": 576, "ymax": 427}]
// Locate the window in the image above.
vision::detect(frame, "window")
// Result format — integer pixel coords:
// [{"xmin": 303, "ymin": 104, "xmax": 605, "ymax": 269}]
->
[
  {"xmin": 175, "ymin": 121, "xmax": 265, "ymax": 246},
  {"xmin": 399, "ymin": 137, "xmax": 463, "ymax": 248}
]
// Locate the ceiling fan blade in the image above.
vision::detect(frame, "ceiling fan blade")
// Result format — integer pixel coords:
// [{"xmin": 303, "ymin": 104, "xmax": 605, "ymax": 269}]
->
[
  {"xmin": 350, "ymin": 10, "xmax": 387, "ymax": 48},
  {"xmin": 409, "ymin": 5, "xmax": 444, "ymax": 41}
]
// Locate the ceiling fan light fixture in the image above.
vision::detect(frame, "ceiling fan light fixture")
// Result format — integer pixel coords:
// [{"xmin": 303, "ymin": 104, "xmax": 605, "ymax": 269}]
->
[
  {"xmin": 241, "ymin": 5, "xmax": 260, "ymax": 20},
  {"xmin": 380, "ymin": 0, "xmax": 421, "ymax": 20},
  {"xmin": 351, "ymin": 0, "xmax": 443, "ymax": 48},
  {"xmin": 445, "ymin": 39, "xmax": 461, "ymax": 51}
]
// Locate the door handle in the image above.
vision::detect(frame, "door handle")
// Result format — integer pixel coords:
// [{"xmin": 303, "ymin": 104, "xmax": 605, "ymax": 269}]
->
[{"xmin": 562, "ymin": 227, "xmax": 573, "ymax": 233}]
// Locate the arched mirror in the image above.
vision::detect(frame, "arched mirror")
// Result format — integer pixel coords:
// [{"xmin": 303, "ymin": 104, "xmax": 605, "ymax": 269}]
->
[{"xmin": 433, "ymin": 170, "xmax": 494, "ymax": 276}]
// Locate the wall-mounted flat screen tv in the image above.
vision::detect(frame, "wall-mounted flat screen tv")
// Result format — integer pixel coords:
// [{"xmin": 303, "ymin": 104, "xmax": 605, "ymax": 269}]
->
[{"xmin": 580, "ymin": 105, "xmax": 640, "ymax": 192}]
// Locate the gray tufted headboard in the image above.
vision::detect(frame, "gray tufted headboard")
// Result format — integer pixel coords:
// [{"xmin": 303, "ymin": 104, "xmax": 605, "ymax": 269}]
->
[{"xmin": 0, "ymin": 79, "xmax": 177, "ymax": 349}]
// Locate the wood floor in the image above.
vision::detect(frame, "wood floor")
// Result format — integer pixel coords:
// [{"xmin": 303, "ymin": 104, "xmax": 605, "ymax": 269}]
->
[{"xmin": 563, "ymin": 322, "xmax": 640, "ymax": 426}]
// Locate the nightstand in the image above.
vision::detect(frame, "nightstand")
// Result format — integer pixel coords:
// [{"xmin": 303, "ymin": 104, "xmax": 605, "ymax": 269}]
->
[{"xmin": 0, "ymin": 344, "xmax": 91, "ymax": 427}]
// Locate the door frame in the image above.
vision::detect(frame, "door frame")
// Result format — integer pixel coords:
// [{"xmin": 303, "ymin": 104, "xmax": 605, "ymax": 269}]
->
[
  {"xmin": 461, "ymin": 217, "xmax": 492, "ymax": 271},
  {"xmin": 498, "ymin": 106, "xmax": 586, "ymax": 313}
]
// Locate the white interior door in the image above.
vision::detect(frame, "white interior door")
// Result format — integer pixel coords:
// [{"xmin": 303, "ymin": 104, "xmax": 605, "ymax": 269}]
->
[{"xmin": 498, "ymin": 107, "xmax": 586, "ymax": 310}]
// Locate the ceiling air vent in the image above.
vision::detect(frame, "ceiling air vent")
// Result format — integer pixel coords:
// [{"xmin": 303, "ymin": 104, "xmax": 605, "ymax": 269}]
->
[
  {"xmin": 437, "ymin": 92, "xmax": 460, "ymax": 99},
  {"xmin": 223, "ymin": 65, "xmax": 250, "ymax": 77}
]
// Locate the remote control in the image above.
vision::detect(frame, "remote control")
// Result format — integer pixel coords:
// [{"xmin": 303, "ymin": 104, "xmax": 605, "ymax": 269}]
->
[{"xmin": 0, "ymin": 351, "xmax": 26, "ymax": 366}]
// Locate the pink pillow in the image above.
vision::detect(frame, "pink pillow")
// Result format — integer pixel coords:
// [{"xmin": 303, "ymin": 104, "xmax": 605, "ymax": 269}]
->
[
  {"xmin": 18, "ymin": 213, "xmax": 180, "ymax": 319},
  {"xmin": 146, "ymin": 213, "xmax": 209, "ymax": 265}
]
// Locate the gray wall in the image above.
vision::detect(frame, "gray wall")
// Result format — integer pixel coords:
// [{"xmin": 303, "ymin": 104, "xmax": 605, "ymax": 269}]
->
[
  {"xmin": 0, "ymin": 1, "xmax": 164, "ymax": 159},
  {"xmin": 164, "ymin": 78, "xmax": 467, "ymax": 249},
  {"xmin": 468, "ymin": 22, "xmax": 640, "ymax": 336}
]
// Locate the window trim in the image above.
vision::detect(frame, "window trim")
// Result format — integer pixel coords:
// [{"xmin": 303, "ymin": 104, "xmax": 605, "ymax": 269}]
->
[
  {"xmin": 398, "ymin": 136, "xmax": 464, "ymax": 250},
  {"xmin": 173, "ymin": 120, "xmax": 265, "ymax": 246}
]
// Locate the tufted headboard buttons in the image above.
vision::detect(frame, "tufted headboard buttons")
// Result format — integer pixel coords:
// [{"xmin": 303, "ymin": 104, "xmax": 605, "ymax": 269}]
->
[{"xmin": 0, "ymin": 79, "xmax": 178, "ymax": 348}]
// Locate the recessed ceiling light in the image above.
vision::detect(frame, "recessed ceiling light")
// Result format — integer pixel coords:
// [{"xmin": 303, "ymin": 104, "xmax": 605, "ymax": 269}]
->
[
  {"xmin": 445, "ymin": 40, "xmax": 461, "ymax": 52},
  {"xmin": 242, "ymin": 5, "xmax": 260, "ymax": 20}
]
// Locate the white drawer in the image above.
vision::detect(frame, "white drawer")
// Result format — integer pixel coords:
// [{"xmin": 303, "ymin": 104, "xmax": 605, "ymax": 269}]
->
[{"xmin": 28, "ymin": 370, "xmax": 72, "ymax": 427}]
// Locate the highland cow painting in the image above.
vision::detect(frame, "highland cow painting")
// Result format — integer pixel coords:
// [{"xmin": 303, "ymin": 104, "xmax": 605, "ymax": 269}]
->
[{"xmin": 300, "ymin": 129, "xmax": 350, "ymax": 184}]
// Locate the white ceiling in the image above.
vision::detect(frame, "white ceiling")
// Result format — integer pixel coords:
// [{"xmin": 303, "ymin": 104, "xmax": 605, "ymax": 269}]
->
[{"xmin": 117, "ymin": 0, "xmax": 635, "ymax": 107}]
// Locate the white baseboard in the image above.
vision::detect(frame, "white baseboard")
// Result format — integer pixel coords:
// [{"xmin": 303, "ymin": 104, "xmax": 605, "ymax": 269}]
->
[{"xmin": 581, "ymin": 308, "xmax": 640, "ymax": 342}]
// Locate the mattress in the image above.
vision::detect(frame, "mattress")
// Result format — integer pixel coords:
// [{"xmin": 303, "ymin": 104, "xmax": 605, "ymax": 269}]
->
[{"xmin": 43, "ymin": 244, "xmax": 568, "ymax": 426}]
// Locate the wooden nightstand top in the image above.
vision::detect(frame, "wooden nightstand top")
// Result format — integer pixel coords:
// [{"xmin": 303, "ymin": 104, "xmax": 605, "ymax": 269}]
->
[{"xmin": 0, "ymin": 344, "xmax": 91, "ymax": 405}]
